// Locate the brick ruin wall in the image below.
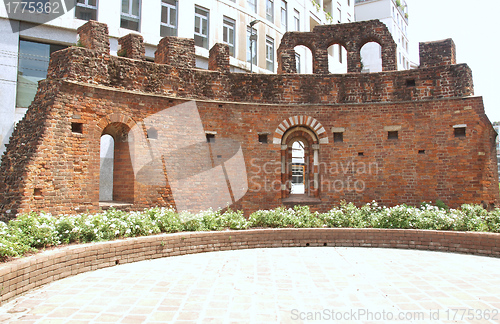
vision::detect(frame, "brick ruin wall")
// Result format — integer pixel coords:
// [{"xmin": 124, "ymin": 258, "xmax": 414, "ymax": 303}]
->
[{"xmin": 0, "ymin": 21, "xmax": 498, "ymax": 220}]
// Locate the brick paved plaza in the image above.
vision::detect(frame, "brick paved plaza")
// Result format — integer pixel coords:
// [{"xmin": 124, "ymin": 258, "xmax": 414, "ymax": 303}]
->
[{"xmin": 1, "ymin": 247, "xmax": 500, "ymax": 323}]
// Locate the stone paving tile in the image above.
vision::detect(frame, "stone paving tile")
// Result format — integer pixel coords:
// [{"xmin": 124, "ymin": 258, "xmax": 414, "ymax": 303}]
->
[{"xmin": 1, "ymin": 247, "xmax": 500, "ymax": 323}]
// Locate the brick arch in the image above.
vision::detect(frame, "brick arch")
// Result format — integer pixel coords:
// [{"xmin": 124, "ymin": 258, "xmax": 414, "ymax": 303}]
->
[
  {"xmin": 97, "ymin": 112, "xmax": 138, "ymax": 134},
  {"xmin": 315, "ymin": 21, "xmax": 397, "ymax": 73},
  {"xmin": 277, "ymin": 32, "xmax": 322, "ymax": 74},
  {"xmin": 278, "ymin": 20, "xmax": 397, "ymax": 74},
  {"xmin": 96, "ymin": 113, "xmax": 139, "ymax": 204},
  {"xmin": 273, "ymin": 115, "xmax": 328, "ymax": 145}
]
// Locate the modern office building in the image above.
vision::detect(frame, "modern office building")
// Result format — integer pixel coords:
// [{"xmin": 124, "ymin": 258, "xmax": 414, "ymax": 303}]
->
[
  {"xmin": 354, "ymin": 0, "xmax": 411, "ymax": 72},
  {"xmin": 0, "ymin": 0, "xmax": 354, "ymax": 157}
]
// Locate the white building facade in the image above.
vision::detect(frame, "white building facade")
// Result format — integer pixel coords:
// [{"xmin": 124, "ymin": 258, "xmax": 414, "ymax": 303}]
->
[
  {"xmin": 354, "ymin": 0, "xmax": 411, "ymax": 72},
  {"xmin": 0, "ymin": 0, "xmax": 354, "ymax": 157}
]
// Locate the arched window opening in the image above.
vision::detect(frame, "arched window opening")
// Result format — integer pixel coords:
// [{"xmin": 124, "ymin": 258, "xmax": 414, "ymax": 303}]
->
[
  {"xmin": 100, "ymin": 122, "xmax": 135, "ymax": 204},
  {"xmin": 328, "ymin": 43, "xmax": 347, "ymax": 73},
  {"xmin": 291, "ymin": 141, "xmax": 305, "ymax": 194},
  {"xmin": 294, "ymin": 45, "xmax": 313, "ymax": 74},
  {"xmin": 99, "ymin": 134, "xmax": 114, "ymax": 202},
  {"xmin": 280, "ymin": 125, "xmax": 320, "ymax": 199},
  {"xmin": 360, "ymin": 42, "xmax": 382, "ymax": 73}
]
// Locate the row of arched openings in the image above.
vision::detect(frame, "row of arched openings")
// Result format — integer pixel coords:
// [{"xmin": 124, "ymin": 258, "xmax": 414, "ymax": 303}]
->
[{"xmin": 294, "ymin": 42, "xmax": 382, "ymax": 74}]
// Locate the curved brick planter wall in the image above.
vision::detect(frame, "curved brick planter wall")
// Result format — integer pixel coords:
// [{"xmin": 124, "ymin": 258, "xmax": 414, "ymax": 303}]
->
[{"xmin": 1, "ymin": 228, "xmax": 500, "ymax": 305}]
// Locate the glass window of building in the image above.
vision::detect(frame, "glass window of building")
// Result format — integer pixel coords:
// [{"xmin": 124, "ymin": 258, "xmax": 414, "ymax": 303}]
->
[
  {"xmin": 281, "ymin": 1, "xmax": 287, "ymax": 30},
  {"xmin": 75, "ymin": 0, "xmax": 97, "ymax": 21},
  {"xmin": 266, "ymin": 36, "xmax": 274, "ymax": 71},
  {"xmin": 248, "ymin": 0, "xmax": 256, "ymax": 13},
  {"xmin": 223, "ymin": 17, "xmax": 235, "ymax": 57},
  {"xmin": 266, "ymin": 0, "xmax": 274, "ymax": 23},
  {"xmin": 17, "ymin": 40, "xmax": 67, "ymax": 108},
  {"xmin": 246, "ymin": 26, "xmax": 257, "ymax": 65},
  {"xmin": 161, "ymin": 0, "xmax": 177, "ymax": 37},
  {"xmin": 194, "ymin": 6, "xmax": 209, "ymax": 49},
  {"xmin": 294, "ymin": 9, "xmax": 300, "ymax": 31},
  {"xmin": 121, "ymin": 0, "xmax": 141, "ymax": 31}
]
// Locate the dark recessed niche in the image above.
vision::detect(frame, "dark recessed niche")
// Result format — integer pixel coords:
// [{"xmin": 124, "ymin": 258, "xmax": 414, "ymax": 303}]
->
[
  {"xmin": 418, "ymin": 150, "xmax": 426, "ymax": 154},
  {"xmin": 147, "ymin": 127, "xmax": 158, "ymax": 139},
  {"xmin": 258, "ymin": 134, "xmax": 268, "ymax": 144},
  {"xmin": 358, "ymin": 152, "xmax": 364, "ymax": 156},
  {"xmin": 454, "ymin": 127, "xmax": 466, "ymax": 138},
  {"xmin": 71, "ymin": 122, "xmax": 83, "ymax": 134},
  {"xmin": 334, "ymin": 132, "xmax": 344, "ymax": 143},
  {"xmin": 34, "ymin": 188, "xmax": 42, "ymax": 196},
  {"xmin": 218, "ymin": 104, "xmax": 223, "ymax": 108},
  {"xmin": 388, "ymin": 131, "xmax": 398, "ymax": 140},
  {"xmin": 206, "ymin": 134, "xmax": 215, "ymax": 143},
  {"xmin": 406, "ymin": 79, "xmax": 416, "ymax": 87}
]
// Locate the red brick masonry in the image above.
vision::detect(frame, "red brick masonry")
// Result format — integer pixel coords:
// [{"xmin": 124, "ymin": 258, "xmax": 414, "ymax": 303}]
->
[
  {"xmin": 0, "ymin": 20, "xmax": 498, "ymax": 219},
  {"xmin": 1, "ymin": 228, "xmax": 500, "ymax": 305}
]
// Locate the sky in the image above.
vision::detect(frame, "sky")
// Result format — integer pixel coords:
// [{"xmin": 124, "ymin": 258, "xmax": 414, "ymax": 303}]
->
[{"xmin": 407, "ymin": 0, "xmax": 500, "ymax": 123}]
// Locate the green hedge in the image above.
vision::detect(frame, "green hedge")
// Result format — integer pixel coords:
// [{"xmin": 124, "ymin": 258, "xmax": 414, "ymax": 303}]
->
[{"xmin": 2, "ymin": 202, "xmax": 500, "ymax": 260}]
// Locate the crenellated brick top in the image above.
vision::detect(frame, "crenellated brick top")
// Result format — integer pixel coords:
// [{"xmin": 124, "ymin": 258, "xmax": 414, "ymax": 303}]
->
[
  {"xmin": 154, "ymin": 37, "xmax": 196, "ymax": 69},
  {"xmin": 47, "ymin": 46, "xmax": 474, "ymax": 104},
  {"xmin": 76, "ymin": 20, "xmax": 110, "ymax": 55},
  {"xmin": 118, "ymin": 33, "xmax": 145, "ymax": 60},
  {"xmin": 419, "ymin": 38, "xmax": 456, "ymax": 68},
  {"xmin": 65, "ymin": 20, "xmax": 474, "ymax": 104},
  {"xmin": 208, "ymin": 43, "xmax": 230, "ymax": 73}
]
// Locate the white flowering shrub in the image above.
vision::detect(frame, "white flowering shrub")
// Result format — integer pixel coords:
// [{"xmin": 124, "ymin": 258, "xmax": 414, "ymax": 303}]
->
[
  {"xmin": 320, "ymin": 201, "xmax": 370, "ymax": 228},
  {"xmin": 249, "ymin": 205, "xmax": 322, "ymax": 228},
  {"xmin": 2, "ymin": 202, "xmax": 500, "ymax": 260}
]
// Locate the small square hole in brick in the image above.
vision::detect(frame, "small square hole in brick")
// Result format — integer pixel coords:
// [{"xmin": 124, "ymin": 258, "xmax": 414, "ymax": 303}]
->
[
  {"xmin": 334, "ymin": 132, "xmax": 343, "ymax": 143},
  {"xmin": 71, "ymin": 122, "xmax": 83, "ymax": 134},
  {"xmin": 358, "ymin": 152, "xmax": 364, "ymax": 156},
  {"xmin": 206, "ymin": 134, "xmax": 215, "ymax": 143},
  {"xmin": 388, "ymin": 131, "xmax": 398, "ymax": 140},
  {"xmin": 406, "ymin": 79, "xmax": 416, "ymax": 87},
  {"xmin": 147, "ymin": 127, "xmax": 158, "ymax": 139},
  {"xmin": 418, "ymin": 150, "xmax": 426, "ymax": 154},
  {"xmin": 454, "ymin": 127, "xmax": 466, "ymax": 138},
  {"xmin": 219, "ymin": 104, "xmax": 223, "ymax": 108},
  {"xmin": 34, "ymin": 188, "xmax": 42, "ymax": 196},
  {"xmin": 258, "ymin": 134, "xmax": 268, "ymax": 144}
]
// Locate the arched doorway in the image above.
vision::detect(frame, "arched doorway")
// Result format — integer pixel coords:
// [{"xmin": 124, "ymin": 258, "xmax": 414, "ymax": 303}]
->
[
  {"xmin": 291, "ymin": 141, "xmax": 305, "ymax": 194},
  {"xmin": 99, "ymin": 134, "xmax": 114, "ymax": 201},
  {"xmin": 99, "ymin": 122, "xmax": 135, "ymax": 204},
  {"xmin": 281, "ymin": 126, "xmax": 320, "ymax": 199}
]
